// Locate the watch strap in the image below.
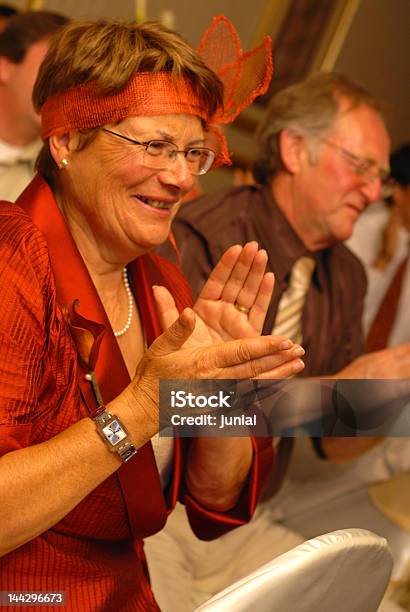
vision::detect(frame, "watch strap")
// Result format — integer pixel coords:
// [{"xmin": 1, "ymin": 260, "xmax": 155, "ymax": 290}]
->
[{"xmin": 118, "ymin": 441, "xmax": 138, "ymax": 462}]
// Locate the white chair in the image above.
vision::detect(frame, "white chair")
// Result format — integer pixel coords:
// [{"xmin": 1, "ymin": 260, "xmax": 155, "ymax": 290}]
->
[{"xmin": 195, "ymin": 528, "xmax": 393, "ymax": 612}]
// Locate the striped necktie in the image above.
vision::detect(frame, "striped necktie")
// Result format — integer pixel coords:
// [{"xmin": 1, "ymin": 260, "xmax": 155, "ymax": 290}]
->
[
  {"xmin": 273, "ymin": 256, "xmax": 315, "ymax": 344},
  {"xmin": 366, "ymin": 249, "xmax": 409, "ymax": 352}
]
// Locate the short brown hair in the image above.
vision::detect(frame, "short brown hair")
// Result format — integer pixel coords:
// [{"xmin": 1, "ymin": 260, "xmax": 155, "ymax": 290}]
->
[
  {"xmin": 33, "ymin": 19, "xmax": 223, "ymax": 188},
  {"xmin": 253, "ymin": 72, "xmax": 383, "ymax": 185},
  {"xmin": 0, "ymin": 10, "xmax": 67, "ymax": 64}
]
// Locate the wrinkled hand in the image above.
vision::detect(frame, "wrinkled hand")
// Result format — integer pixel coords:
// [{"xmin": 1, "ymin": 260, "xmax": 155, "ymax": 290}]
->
[
  {"xmin": 193, "ymin": 242, "xmax": 275, "ymax": 341},
  {"xmin": 153, "ymin": 291, "xmax": 304, "ymax": 379},
  {"xmin": 152, "ymin": 242, "xmax": 304, "ymax": 379},
  {"xmin": 124, "ymin": 309, "xmax": 305, "ymax": 432},
  {"xmin": 154, "ymin": 242, "xmax": 275, "ymax": 347},
  {"xmin": 339, "ymin": 343, "xmax": 410, "ymax": 378}
]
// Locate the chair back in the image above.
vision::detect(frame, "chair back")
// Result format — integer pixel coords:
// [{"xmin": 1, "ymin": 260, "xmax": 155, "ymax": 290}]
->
[{"xmin": 195, "ymin": 528, "xmax": 393, "ymax": 612}]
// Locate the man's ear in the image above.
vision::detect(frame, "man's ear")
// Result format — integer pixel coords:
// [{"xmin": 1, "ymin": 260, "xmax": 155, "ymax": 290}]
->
[
  {"xmin": 278, "ymin": 129, "xmax": 305, "ymax": 174},
  {"xmin": 49, "ymin": 132, "xmax": 80, "ymax": 167},
  {"xmin": 0, "ymin": 55, "xmax": 15, "ymax": 85}
]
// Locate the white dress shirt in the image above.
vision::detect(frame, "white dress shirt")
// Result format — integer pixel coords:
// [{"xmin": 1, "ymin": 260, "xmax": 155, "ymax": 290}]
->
[{"xmin": 0, "ymin": 138, "xmax": 41, "ymax": 202}]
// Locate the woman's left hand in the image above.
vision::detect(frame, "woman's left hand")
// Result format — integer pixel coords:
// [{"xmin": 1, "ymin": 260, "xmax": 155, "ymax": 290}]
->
[
  {"xmin": 154, "ymin": 242, "xmax": 304, "ymax": 379},
  {"xmin": 153, "ymin": 243, "xmax": 303, "ymax": 509},
  {"xmin": 154, "ymin": 242, "xmax": 274, "ymax": 347}
]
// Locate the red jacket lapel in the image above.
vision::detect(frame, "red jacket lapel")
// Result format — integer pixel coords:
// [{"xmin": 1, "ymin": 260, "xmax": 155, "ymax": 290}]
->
[
  {"xmin": 17, "ymin": 176, "xmax": 170, "ymax": 539},
  {"xmin": 130, "ymin": 253, "xmax": 194, "ymax": 510}
]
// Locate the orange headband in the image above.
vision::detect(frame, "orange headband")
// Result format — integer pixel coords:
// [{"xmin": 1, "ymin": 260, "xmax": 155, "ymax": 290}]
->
[
  {"xmin": 40, "ymin": 15, "xmax": 273, "ymax": 167},
  {"xmin": 41, "ymin": 72, "xmax": 209, "ymax": 139}
]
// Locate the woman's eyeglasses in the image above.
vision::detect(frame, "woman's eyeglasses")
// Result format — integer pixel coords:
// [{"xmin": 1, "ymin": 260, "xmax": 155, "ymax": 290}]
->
[{"xmin": 102, "ymin": 128, "xmax": 215, "ymax": 175}]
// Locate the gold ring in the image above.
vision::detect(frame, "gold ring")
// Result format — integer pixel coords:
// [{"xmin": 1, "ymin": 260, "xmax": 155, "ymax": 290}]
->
[{"xmin": 234, "ymin": 302, "xmax": 250, "ymax": 315}]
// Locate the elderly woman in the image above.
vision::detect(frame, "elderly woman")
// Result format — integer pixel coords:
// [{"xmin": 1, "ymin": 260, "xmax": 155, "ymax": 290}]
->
[{"xmin": 0, "ymin": 17, "xmax": 304, "ymax": 609}]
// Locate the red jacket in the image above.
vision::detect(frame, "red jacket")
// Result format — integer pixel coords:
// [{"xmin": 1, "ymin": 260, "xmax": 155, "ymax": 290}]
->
[{"xmin": 0, "ymin": 176, "xmax": 273, "ymax": 611}]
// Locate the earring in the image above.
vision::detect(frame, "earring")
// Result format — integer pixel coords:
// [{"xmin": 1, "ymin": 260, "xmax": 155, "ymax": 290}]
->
[{"xmin": 59, "ymin": 158, "xmax": 69, "ymax": 169}]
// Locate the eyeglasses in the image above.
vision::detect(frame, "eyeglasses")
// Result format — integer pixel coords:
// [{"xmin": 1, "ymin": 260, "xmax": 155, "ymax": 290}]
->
[
  {"xmin": 322, "ymin": 139, "xmax": 394, "ymax": 199},
  {"xmin": 101, "ymin": 128, "xmax": 215, "ymax": 176}
]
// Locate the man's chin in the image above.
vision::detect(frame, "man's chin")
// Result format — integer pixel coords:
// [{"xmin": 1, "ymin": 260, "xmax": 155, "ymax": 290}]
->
[
  {"xmin": 327, "ymin": 223, "xmax": 354, "ymax": 245},
  {"xmin": 339, "ymin": 212, "xmax": 360, "ymax": 241},
  {"xmin": 336, "ymin": 226, "xmax": 354, "ymax": 243}
]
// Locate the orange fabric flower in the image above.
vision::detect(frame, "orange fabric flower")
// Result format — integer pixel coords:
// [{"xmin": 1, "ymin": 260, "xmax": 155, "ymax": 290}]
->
[{"xmin": 61, "ymin": 299, "xmax": 105, "ymax": 372}]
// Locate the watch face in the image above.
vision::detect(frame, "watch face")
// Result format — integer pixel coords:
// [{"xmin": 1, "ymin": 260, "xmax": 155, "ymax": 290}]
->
[{"xmin": 102, "ymin": 419, "xmax": 127, "ymax": 446}]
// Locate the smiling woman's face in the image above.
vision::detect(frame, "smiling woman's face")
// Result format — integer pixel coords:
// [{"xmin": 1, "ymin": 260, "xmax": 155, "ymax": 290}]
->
[{"xmin": 57, "ymin": 113, "xmax": 203, "ymax": 264}]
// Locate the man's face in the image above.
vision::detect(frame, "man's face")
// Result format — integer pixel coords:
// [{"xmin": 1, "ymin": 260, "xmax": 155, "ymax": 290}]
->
[
  {"xmin": 288, "ymin": 102, "xmax": 390, "ymax": 250},
  {"xmin": 5, "ymin": 39, "xmax": 49, "ymax": 137}
]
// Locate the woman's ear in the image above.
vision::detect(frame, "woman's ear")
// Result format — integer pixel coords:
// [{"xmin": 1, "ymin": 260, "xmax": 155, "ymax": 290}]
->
[
  {"xmin": 49, "ymin": 132, "xmax": 80, "ymax": 168},
  {"xmin": 278, "ymin": 129, "xmax": 304, "ymax": 174}
]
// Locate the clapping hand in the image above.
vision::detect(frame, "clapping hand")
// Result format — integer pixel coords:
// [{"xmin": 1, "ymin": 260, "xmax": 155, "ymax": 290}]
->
[{"xmin": 153, "ymin": 242, "xmax": 304, "ymax": 378}]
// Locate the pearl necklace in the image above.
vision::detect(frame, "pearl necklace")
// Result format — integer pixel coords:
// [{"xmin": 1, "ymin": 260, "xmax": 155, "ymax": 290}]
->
[{"xmin": 113, "ymin": 267, "xmax": 134, "ymax": 337}]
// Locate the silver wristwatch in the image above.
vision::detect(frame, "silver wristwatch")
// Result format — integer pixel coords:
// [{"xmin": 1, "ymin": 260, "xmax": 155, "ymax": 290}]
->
[{"xmin": 94, "ymin": 410, "xmax": 137, "ymax": 463}]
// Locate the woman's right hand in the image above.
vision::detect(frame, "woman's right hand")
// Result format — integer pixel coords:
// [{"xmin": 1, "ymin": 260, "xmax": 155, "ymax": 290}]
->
[
  {"xmin": 118, "ymin": 307, "xmax": 304, "ymax": 439},
  {"xmin": 0, "ymin": 309, "xmax": 302, "ymax": 557}
]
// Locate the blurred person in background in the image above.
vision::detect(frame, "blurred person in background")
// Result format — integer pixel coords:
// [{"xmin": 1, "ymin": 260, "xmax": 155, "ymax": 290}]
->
[
  {"xmin": 166, "ymin": 72, "xmax": 410, "ymax": 438},
  {"xmin": 0, "ymin": 10, "xmax": 67, "ymax": 201},
  {"xmin": 348, "ymin": 142, "xmax": 410, "ymax": 349},
  {"xmin": 149, "ymin": 73, "xmax": 410, "ymax": 610}
]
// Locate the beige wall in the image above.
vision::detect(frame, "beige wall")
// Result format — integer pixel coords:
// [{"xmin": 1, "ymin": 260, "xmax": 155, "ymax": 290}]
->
[
  {"xmin": 334, "ymin": 0, "xmax": 410, "ymax": 148},
  {"xmin": 8, "ymin": 0, "xmax": 410, "ymax": 186}
]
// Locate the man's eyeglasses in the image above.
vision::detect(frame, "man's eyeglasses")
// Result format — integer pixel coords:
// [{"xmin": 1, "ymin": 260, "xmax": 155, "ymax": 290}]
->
[
  {"xmin": 101, "ymin": 128, "xmax": 215, "ymax": 176},
  {"xmin": 322, "ymin": 139, "xmax": 394, "ymax": 199}
]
